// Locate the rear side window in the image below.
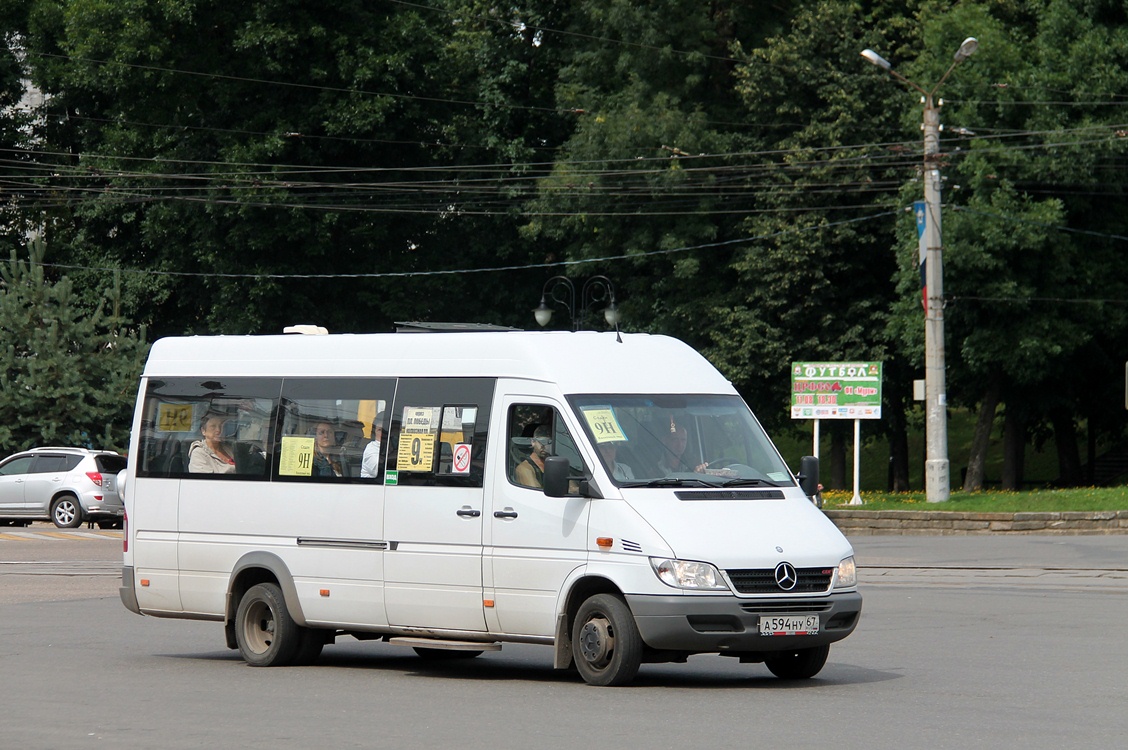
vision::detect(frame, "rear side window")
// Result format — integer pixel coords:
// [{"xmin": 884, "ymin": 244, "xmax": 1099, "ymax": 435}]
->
[
  {"xmin": 136, "ymin": 377, "xmax": 281, "ymax": 479},
  {"xmin": 30, "ymin": 455, "xmax": 71, "ymax": 473},
  {"xmin": 276, "ymin": 378, "xmax": 395, "ymax": 482}
]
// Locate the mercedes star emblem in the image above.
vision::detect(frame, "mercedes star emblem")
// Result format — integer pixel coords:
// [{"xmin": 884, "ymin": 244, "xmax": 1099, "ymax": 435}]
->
[{"xmin": 774, "ymin": 562, "xmax": 798, "ymax": 591}]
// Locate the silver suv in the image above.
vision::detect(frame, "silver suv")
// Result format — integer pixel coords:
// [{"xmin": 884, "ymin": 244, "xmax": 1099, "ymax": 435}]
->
[{"xmin": 0, "ymin": 447, "xmax": 128, "ymax": 528}]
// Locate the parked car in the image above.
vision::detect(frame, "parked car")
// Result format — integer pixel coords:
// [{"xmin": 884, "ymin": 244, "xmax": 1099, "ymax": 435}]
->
[{"xmin": 0, "ymin": 447, "xmax": 127, "ymax": 528}]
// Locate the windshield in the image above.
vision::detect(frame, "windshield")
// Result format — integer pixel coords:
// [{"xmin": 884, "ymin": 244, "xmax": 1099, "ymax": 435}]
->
[{"xmin": 568, "ymin": 394, "xmax": 795, "ymax": 488}]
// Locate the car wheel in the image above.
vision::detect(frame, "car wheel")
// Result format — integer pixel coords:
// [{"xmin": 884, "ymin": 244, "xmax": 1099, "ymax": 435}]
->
[
  {"xmin": 235, "ymin": 583, "xmax": 300, "ymax": 667},
  {"xmin": 571, "ymin": 593, "xmax": 642, "ymax": 686},
  {"xmin": 51, "ymin": 495, "xmax": 83, "ymax": 528},
  {"xmin": 764, "ymin": 644, "xmax": 830, "ymax": 680}
]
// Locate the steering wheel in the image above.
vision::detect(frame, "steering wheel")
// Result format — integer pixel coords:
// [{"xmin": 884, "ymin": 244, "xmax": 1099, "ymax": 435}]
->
[{"xmin": 704, "ymin": 457, "xmax": 740, "ymax": 470}]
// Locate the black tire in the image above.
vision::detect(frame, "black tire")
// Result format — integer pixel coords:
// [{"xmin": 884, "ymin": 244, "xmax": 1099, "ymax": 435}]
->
[
  {"xmin": 291, "ymin": 627, "xmax": 328, "ymax": 666},
  {"xmin": 765, "ymin": 644, "xmax": 830, "ymax": 680},
  {"xmin": 235, "ymin": 583, "xmax": 300, "ymax": 667},
  {"xmin": 51, "ymin": 495, "xmax": 83, "ymax": 528},
  {"xmin": 571, "ymin": 594, "xmax": 643, "ymax": 686},
  {"xmin": 413, "ymin": 647, "xmax": 484, "ymax": 660}
]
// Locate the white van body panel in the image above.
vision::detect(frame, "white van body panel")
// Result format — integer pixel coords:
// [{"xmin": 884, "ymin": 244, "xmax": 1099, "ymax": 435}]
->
[{"xmin": 618, "ymin": 491, "xmax": 852, "ymax": 571}]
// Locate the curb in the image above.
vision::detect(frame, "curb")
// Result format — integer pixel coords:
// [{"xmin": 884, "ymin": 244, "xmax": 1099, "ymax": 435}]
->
[{"xmin": 823, "ymin": 509, "xmax": 1128, "ymax": 535}]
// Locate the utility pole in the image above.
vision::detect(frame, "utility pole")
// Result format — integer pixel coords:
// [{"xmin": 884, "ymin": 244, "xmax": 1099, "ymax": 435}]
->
[{"xmin": 862, "ymin": 37, "xmax": 978, "ymax": 502}]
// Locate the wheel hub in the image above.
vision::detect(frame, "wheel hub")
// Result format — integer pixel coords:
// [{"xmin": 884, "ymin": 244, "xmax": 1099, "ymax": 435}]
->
[{"xmin": 578, "ymin": 616, "xmax": 613, "ymax": 664}]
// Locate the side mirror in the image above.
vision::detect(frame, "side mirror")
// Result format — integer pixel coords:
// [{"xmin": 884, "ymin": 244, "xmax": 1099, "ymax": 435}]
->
[
  {"xmin": 797, "ymin": 455, "xmax": 820, "ymax": 498},
  {"xmin": 542, "ymin": 455, "xmax": 571, "ymax": 497}
]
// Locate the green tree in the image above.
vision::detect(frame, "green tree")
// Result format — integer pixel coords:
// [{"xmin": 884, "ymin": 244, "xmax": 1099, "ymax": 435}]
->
[
  {"xmin": 902, "ymin": 0, "xmax": 1128, "ymax": 488},
  {"xmin": 0, "ymin": 236, "xmax": 148, "ymax": 452}
]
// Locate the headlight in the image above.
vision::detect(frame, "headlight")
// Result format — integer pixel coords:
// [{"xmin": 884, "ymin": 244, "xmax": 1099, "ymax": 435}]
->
[
  {"xmin": 835, "ymin": 556, "xmax": 857, "ymax": 588},
  {"xmin": 650, "ymin": 558, "xmax": 730, "ymax": 590}
]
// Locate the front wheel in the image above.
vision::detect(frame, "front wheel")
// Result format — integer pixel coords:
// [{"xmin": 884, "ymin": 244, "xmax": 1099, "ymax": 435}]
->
[
  {"xmin": 764, "ymin": 644, "xmax": 830, "ymax": 680},
  {"xmin": 235, "ymin": 583, "xmax": 300, "ymax": 667},
  {"xmin": 571, "ymin": 594, "xmax": 642, "ymax": 686},
  {"xmin": 51, "ymin": 495, "xmax": 82, "ymax": 528}
]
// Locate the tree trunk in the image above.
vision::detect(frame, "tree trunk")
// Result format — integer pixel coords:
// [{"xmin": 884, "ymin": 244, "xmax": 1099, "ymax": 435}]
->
[
  {"xmin": 886, "ymin": 395, "xmax": 910, "ymax": 492},
  {"xmin": 963, "ymin": 378, "xmax": 1001, "ymax": 492},
  {"xmin": 829, "ymin": 425, "xmax": 847, "ymax": 490},
  {"xmin": 1086, "ymin": 408, "xmax": 1097, "ymax": 485},
  {"xmin": 1000, "ymin": 407, "xmax": 1026, "ymax": 491},
  {"xmin": 1050, "ymin": 406, "xmax": 1082, "ymax": 486}
]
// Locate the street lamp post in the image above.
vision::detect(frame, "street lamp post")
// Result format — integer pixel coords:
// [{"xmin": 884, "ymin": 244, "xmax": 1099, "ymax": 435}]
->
[
  {"xmin": 862, "ymin": 37, "xmax": 978, "ymax": 503},
  {"xmin": 533, "ymin": 275, "xmax": 621, "ymax": 331}
]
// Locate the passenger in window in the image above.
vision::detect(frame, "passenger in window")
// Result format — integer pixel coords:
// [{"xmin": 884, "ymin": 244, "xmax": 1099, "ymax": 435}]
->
[
  {"xmin": 658, "ymin": 423, "xmax": 708, "ymax": 475},
  {"xmin": 515, "ymin": 425, "xmax": 553, "ymax": 488},
  {"xmin": 188, "ymin": 412, "xmax": 237, "ymax": 474},
  {"xmin": 312, "ymin": 421, "xmax": 347, "ymax": 477},
  {"xmin": 360, "ymin": 413, "xmax": 385, "ymax": 479},
  {"xmin": 598, "ymin": 441, "xmax": 635, "ymax": 482}
]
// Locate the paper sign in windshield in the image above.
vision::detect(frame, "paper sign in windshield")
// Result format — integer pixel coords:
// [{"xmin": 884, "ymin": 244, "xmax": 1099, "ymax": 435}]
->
[{"xmin": 582, "ymin": 407, "xmax": 627, "ymax": 444}]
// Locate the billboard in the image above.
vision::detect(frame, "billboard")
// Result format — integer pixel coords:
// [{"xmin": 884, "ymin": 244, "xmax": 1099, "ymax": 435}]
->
[{"xmin": 790, "ymin": 361, "xmax": 882, "ymax": 420}]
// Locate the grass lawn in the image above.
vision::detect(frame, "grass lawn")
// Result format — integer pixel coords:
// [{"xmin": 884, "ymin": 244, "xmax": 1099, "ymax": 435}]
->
[{"xmin": 821, "ymin": 485, "xmax": 1128, "ymax": 513}]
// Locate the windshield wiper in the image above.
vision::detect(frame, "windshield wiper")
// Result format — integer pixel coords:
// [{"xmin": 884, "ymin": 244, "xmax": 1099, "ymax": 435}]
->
[
  {"xmin": 719, "ymin": 477, "xmax": 781, "ymax": 488},
  {"xmin": 630, "ymin": 477, "xmax": 719, "ymax": 488}
]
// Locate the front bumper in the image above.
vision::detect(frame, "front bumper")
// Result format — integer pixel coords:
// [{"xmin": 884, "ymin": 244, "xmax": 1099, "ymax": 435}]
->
[{"xmin": 626, "ymin": 590, "xmax": 862, "ymax": 653}]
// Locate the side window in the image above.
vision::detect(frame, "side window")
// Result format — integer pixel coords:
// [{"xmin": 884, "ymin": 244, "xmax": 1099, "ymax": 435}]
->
[
  {"xmin": 136, "ymin": 377, "xmax": 281, "ymax": 480},
  {"xmin": 507, "ymin": 404, "xmax": 589, "ymax": 492},
  {"xmin": 387, "ymin": 378, "xmax": 494, "ymax": 488},
  {"xmin": 0, "ymin": 456, "xmax": 35, "ymax": 476},
  {"xmin": 30, "ymin": 455, "xmax": 70, "ymax": 474},
  {"xmin": 276, "ymin": 378, "xmax": 394, "ymax": 482}
]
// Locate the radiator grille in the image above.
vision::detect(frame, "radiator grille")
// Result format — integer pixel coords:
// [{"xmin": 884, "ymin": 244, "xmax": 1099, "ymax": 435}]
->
[{"xmin": 726, "ymin": 567, "xmax": 833, "ymax": 594}]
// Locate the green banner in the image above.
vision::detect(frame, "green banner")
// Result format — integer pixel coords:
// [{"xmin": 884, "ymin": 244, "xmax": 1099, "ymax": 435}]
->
[{"xmin": 790, "ymin": 361, "xmax": 882, "ymax": 420}]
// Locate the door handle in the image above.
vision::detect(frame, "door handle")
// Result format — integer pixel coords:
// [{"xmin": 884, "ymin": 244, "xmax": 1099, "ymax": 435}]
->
[
  {"xmin": 493, "ymin": 509, "xmax": 519, "ymax": 519},
  {"xmin": 456, "ymin": 507, "xmax": 481, "ymax": 518}
]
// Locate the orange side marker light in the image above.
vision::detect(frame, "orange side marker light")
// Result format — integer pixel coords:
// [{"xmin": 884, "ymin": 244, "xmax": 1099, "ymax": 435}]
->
[{"xmin": 596, "ymin": 537, "xmax": 614, "ymax": 549}]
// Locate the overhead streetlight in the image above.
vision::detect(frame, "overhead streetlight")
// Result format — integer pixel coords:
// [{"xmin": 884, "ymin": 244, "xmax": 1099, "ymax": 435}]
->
[
  {"xmin": 533, "ymin": 275, "xmax": 621, "ymax": 331},
  {"xmin": 861, "ymin": 37, "xmax": 978, "ymax": 503}
]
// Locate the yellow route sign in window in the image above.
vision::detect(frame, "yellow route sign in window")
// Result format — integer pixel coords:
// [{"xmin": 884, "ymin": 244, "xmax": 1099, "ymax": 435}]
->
[
  {"xmin": 279, "ymin": 437, "xmax": 315, "ymax": 476},
  {"xmin": 582, "ymin": 407, "xmax": 627, "ymax": 444},
  {"xmin": 157, "ymin": 403, "xmax": 195, "ymax": 433},
  {"xmin": 397, "ymin": 406, "xmax": 438, "ymax": 472}
]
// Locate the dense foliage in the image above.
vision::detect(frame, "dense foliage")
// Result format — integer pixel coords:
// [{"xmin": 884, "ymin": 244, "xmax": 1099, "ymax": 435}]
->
[
  {"xmin": 2, "ymin": 0, "xmax": 1126, "ymax": 485},
  {"xmin": 0, "ymin": 237, "xmax": 148, "ymax": 451}
]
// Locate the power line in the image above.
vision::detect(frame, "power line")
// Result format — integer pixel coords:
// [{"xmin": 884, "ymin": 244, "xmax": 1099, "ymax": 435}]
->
[{"xmin": 33, "ymin": 210, "xmax": 898, "ymax": 281}]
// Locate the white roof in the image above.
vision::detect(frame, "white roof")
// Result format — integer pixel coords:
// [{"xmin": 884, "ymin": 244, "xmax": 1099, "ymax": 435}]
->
[{"xmin": 143, "ymin": 331, "xmax": 736, "ymax": 395}]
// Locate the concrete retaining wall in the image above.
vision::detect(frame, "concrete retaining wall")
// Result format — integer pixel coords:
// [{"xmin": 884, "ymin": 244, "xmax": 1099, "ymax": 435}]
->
[{"xmin": 823, "ymin": 509, "xmax": 1128, "ymax": 535}]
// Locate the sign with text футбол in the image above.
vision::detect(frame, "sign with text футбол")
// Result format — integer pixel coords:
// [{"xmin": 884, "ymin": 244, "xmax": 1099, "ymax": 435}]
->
[{"xmin": 790, "ymin": 362, "xmax": 882, "ymax": 420}]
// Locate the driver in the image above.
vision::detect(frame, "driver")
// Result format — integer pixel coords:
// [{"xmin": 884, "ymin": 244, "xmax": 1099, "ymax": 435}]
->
[{"xmin": 657, "ymin": 424, "xmax": 708, "ymax": 474}]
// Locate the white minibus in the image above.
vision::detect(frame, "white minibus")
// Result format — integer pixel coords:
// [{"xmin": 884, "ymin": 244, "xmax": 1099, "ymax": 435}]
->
[{"xmin": 119, "ymin": 329, "xmax": 861, "ymax": 686}]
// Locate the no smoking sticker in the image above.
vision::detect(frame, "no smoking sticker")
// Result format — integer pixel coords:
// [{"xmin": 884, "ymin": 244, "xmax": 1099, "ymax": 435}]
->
[{"xmin": 452, "ymin": 443, "xmax": 471, "ymax": 474}]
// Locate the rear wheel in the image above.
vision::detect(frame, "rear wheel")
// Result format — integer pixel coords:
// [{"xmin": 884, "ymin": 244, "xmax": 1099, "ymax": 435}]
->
[
  {"xmin": 571, "ymin": 594, "xmax": 642, "ymax": 686},
  {"xmin": 764, "ymin": 644, "xmax": 830, "ymax": 680},
  {"xmin": 51, "ymin": 496, "xmax": 82, "ymax": 528},
  {"xmin": 235, "ymin": 583, "xmax": 300, "ymax": 667}
]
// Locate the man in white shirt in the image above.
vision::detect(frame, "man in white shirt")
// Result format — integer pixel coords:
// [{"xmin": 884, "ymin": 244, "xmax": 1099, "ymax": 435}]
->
[{"xmin": 360, "ymin": 414, "xmax": 385, "ymax": 478}]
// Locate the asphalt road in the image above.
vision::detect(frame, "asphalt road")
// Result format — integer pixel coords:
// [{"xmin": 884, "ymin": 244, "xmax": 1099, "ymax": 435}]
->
[{"xmin": 2, "ymin": 528, "xmax": 1126, "ymax": 749}]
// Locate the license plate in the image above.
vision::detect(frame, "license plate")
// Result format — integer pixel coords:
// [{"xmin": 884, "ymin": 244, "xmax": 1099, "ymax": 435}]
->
[{"xmin": 759, "ymin": 615, "xmax": 819, "ymax": 636}]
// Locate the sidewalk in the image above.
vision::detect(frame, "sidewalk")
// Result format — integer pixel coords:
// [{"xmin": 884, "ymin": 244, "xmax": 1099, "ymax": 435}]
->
[{"xmin": 825, "ymin": 509, "xmax": 1128, "ymax": 535}]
